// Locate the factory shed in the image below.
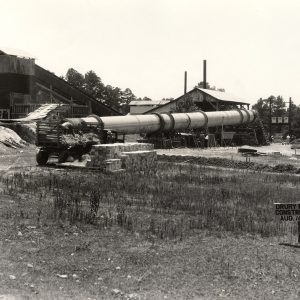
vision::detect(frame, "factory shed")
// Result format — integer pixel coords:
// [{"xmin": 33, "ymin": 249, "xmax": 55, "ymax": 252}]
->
[
  {"xmin": 0, "ymin": 49, "xmax": 122, "ymax": 118},
  {"xmin": 129, "ymin": 99, "xmax": 170, "ymax": 114},
  {"xmin": 35, "ymin": 65, "xmax": 121, "ymax": 117},
  {"xmin": 144, "ymin": 88, "xmax": 250, "ymax": 114}
]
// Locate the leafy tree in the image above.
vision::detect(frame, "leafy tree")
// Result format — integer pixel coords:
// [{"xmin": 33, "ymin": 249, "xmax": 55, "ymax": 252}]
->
[
  {"xmin": 120, "ymin": 88, "xmax": 136, "ymax": 114},
  {"xmin": 64, "ymin": 68, "xmax": 151, "ymax": 113},
  {"xmin": 291, "ymin": 105, "xmax": 300, "ymax": 127},
  {"xmin": 252, "ymin": 97, "xmax": 271, "ymax": 126},
  {"xmin": 272, "ymin": 96, "xmax": 286, "ymax": 117},
  {"xmin": 195, "ymin": 81, "xmax": 225, "ymax": 92},
  {"xmin": 142, "ymin": 97, "xmax": 152, "ymax": 101},
  {"xmin": 252, "ymin": 96, "xmax": 286, "ymax": 125},
  {"xmin": 251, "ymin": 96, "xmax": 300, "ymax": 135},
  {"xmin": 102, "ymin": 85, "xmax": 122, "ymax": 110},
  {"xmin": 65, "ymin": 68, "xmax": 85, "ymax": 89},
  {"xmin": 84, "ymin": 71, "xmax": 105, "ymax": 100},
  {"xmin": 135, "ymin": 96, "xmax": 152, "ymax": 101}
]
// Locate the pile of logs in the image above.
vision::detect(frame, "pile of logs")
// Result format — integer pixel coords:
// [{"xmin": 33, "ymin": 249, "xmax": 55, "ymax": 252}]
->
[{"xmin": 86, "ymin": 143, "xmax": 157, "ymax": 172}]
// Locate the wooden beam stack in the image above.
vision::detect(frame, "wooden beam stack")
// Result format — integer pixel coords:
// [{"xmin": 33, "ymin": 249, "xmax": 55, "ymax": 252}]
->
[
  {"xmin": 86, "ymin": 143, "xmax": 156, "ymax": 172},
  {"xmin": 120, "ymin": 150, "xmax": 157, "ymax": 172}
]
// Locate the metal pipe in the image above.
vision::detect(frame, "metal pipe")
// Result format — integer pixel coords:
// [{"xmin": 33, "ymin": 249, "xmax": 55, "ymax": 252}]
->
[{"xmin": 62, "ymin": 109, "xmax": 257, "ymax": 135}]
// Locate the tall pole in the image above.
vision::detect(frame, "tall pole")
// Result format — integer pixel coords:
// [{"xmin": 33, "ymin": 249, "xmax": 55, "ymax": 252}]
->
[
  {"xmin": 289, "ymin": 97, "xmax": 292, "ymax": 134},
  {"xmin": 221, "ymin": 117, "xmax": 224, "ymax": 146},
  {"xmin": 203, "ymin": 60, "xmax": 207, "ymax": 89},
  {"xmin": 184, "ymin": 71, "xmax": 187, "ymax": 94},
  {"xmin": 269, "ymin": 98, "xmax": 272, "ymax": 138}
]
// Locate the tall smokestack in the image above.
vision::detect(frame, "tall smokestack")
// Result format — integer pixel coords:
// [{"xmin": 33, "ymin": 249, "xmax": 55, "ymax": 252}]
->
[
  {"xmin": 203, "ymin": 60, "xmax": 207, "ymax": 89},
  {"xmin": 184, "ymin": 71, "xmax": 187, "ymax": 94}
]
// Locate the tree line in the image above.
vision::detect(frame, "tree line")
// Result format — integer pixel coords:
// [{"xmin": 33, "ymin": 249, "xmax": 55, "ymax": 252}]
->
[
  {"xmin": 64, "ymin": 68, "xmax": 300, "ymax": 135},
  {"xmin": 63, "ymin": 68, "xmax": 154, "ymax": 114},
  {"xmin": 252, "ymin": 96, "xmax": 300, "ymax": 135}
]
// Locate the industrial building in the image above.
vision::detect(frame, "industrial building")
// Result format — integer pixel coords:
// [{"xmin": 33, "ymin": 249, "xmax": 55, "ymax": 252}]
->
[
  {"xmin": 0, "ymin": 49, "xmax": 121, "ymax": 119},
  {"xmin": 144, "ymin": 87, "xmax": 250, "ymax": 114},
  {"xmin": 136, "ymin": 88, "xmax": 267, "ymax": 147},
  {"xmin": 129, "ymin": 99, "xmax": 170, "ymax": 114}
]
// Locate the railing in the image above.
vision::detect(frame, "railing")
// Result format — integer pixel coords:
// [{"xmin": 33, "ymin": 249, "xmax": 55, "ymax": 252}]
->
[{"xmin": 10, "ymin": 104, "xmax": 38, "ymax": 119}]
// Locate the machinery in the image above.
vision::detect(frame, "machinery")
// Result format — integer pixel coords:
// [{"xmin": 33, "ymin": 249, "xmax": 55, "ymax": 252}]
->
[{"xmin": 36, "ymin": 108, "xmax": 257, "ymax": 165}]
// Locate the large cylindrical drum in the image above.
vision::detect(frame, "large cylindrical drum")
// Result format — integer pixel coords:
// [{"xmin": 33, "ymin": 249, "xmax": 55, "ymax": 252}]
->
[{"xmin": 64, "ymin": 109, "xmax": 257, "ymax": 134}]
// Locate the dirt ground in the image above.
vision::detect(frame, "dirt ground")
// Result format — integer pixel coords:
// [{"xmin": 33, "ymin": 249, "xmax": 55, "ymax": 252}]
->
[
  {"xmin": 0, "ymin": 146, "xmax": 300, "ymax": 299},
  {"xmin": 0, "ymin": 147, "xmax": 36, "ymax": 172},
  {"xmin": 157, "ymin": 143, "xmax": 300, "ymax": 167}
]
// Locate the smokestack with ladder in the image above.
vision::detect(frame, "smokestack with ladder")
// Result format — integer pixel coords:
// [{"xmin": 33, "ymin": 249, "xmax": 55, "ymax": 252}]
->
[
  {"xmin": 184, "ymin": 71, "xmax": 187, "ymax": 94},
  {"xmin": 203, "ymin": 60, "xmax": 207, "ymax": 89}
]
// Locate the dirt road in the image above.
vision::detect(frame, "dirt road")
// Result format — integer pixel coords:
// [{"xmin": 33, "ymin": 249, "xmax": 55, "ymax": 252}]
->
[{"xmin": 157, "ymin": 143, "xmax": 300, "ymax": 167}]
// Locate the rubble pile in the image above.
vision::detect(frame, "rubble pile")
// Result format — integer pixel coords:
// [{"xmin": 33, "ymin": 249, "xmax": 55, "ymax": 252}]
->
[
  {"xmin": 86, "ymin": 143, "xmax": 157, "ymax": 172},
  {"xmin": 0, "ymin": 126, "xmax": 28, "ymax": 149}
]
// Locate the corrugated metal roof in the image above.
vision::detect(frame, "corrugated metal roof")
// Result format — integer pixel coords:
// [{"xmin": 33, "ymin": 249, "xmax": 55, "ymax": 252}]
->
[
  {"xmin": 0, "ymin": 48, "xmax": 34, "ymax": 58},
  {"xmin": 143, "ymin": 88, "xmax": 249, "ymax": 114},
  {"xmin": 129, "ymin": 100, "xmax": 170, "ymax": 106},
  {"xmin": 197, "ymin": 88, "xmax": 248, "ymax": 104}
]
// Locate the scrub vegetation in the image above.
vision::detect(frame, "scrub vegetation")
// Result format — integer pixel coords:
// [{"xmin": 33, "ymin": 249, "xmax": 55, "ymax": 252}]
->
[
  {"xmin": 2, "ymin": 163, "xmax": 300, "ymax": 238},
  {"xmin": 0, "ymin": 161, "xmax": 300, "ymax": 299}
]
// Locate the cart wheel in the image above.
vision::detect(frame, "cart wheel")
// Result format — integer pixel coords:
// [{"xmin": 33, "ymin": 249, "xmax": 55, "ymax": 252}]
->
[{"xmin": 36, "ymin": 149, "xmax": 49, "ymax": 165}]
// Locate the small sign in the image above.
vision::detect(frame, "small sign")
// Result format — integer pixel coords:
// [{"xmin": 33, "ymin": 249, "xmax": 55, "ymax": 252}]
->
[
  {"xmin": 284, "ymin": 117, "xmax": 289, "ymax": 124},
  {"xmin": 275, "ymin": 203, "xmax": 300, "ymax": 243},
  {"xmin": 272, "ymin": 117, "xmax": 277, "ymax": 124},
  {"xmin": 274, "ymin": 203, "xmax": 300, "ymax": 221},
  {"xmin": 277, "ymin": 117, "xmax": 283, "ymax": 123}
]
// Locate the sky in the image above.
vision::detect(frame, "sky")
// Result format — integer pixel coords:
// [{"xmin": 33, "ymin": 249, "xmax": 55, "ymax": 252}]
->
[{"xmin": 1, "ymin": 0, "xmax": 300, "ymax": 106}]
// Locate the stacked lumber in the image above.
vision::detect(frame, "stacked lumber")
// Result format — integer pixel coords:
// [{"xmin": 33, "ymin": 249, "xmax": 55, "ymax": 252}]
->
[
  {"xmin": 36, "ymin": 121, "xmax": 61, "ymax": 146},
  {"xmin": 120, "ymin": 150, "xmax": 157, "ymax": 172},
  {"xmin": 90, "ymin": 143, "xmax": 154, "ymax": 159},
  {"xmin": 23, "ymin": 104, "xmax": 62, "ymax": 121},
  {"xmin": 86, "ymin": 143, "xmax": 156, "ymax": 172},
  {"xmin": 104, "ymin": 159, "xmax": 123, "ymax": 172}
]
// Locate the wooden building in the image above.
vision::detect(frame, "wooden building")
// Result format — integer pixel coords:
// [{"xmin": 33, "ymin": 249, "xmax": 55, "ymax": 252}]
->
[
  {"xmin": 0, "ymin": 50, "xmax": 121, "ymax": 119},
  {"xmin": 129, "ymin": 100, "xmax": 170, "ymax": 114},
  {"xmin": 144, "ymin": 88, "xmax": 250, "ymax": 114}
]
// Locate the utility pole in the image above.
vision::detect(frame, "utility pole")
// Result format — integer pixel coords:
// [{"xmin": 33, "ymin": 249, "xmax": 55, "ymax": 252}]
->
[
  {"xmin": 269, "ymin": 98, "xmax": 272, "ymax": 138},
  {"xmin": 289, "ymin": 97, "xmax": 292, "ymax": 134},
  {"xmin": 184, "ymin": 71, "xmax": 187, "ymax": 94},
  {"xmin": 203, "ymin": 60, "xmax": 207, "ymax": 105}
]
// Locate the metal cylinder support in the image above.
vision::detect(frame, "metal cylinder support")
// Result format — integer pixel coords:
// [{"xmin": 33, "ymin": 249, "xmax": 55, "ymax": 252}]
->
[{"xmin": 62, "ymin": 109, "xmax": 257, "ymax": 135}]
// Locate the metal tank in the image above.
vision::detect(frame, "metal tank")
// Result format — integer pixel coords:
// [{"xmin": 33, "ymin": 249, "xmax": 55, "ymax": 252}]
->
[{"xmin": 62, "ymin": 109, "xmax": 256, "ymax": 134}]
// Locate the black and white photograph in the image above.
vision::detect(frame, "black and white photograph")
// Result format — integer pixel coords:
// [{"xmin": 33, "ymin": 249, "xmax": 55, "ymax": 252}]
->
[{"xmin": 1, "ymin": 0, "xmax": 300, "ymax": 299}]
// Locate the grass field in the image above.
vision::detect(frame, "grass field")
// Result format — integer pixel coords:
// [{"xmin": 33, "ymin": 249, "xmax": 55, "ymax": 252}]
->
[{"xmin": 0, "ymin": 152, "xmax": 300, "ymax": 299}]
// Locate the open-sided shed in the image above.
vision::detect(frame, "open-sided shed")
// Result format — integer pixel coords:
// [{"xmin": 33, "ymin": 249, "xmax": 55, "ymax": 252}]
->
[{"xmin": 144, "ymin": 88, "xmax": 250, "ymax": 114}]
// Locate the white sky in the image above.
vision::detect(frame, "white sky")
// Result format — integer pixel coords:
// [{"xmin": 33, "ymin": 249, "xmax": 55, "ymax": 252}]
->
[{"xmin": 1, "ymin": 0, "xmax": 300, "ymax": 105}]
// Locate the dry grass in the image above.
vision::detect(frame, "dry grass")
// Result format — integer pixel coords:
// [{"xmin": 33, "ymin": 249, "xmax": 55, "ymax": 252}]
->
[
  {"xmin": 2, "ymin": 163, "xmax": 300, "ymax": 238},
  {"xmin": 0, "ymin": 154, "xmax": 300, "ymax": 299}
]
